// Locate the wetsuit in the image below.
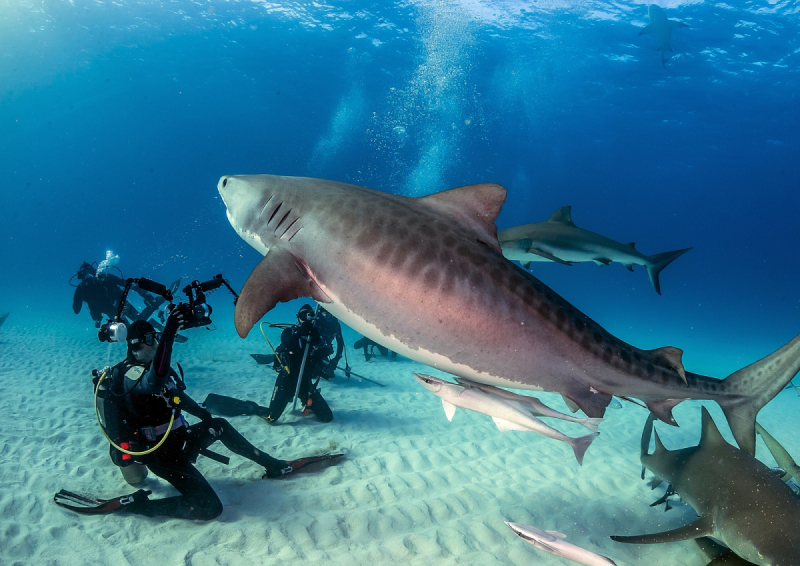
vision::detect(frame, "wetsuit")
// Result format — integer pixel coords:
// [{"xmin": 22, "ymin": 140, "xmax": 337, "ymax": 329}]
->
[
  {"xmin": 265, "ymin": 320, "xmax": 334, "ymax": 423},
  {"xmin": 109, "ymin": 307, "xmax": 286, "ymax": 520},
  {"xmin": 316, "ymin": 311, "xmax": 345, "ymax": 371},
  {"xmin": 73, "ymin": 273, "xmax": 163, "ymax": 327},
  {"xmin": 353, "ymin": 336, "xmax": 397, "ymax": 361}
]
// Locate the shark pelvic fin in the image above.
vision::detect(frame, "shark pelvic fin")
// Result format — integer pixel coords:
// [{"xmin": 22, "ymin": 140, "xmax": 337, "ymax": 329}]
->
[
  {"xmin": 649, "ymin": 346, "xmax": 687, "ymax": 384},
  {"xmin": 593, "ymin": 257, "xmax": 612, "ymax": 266},
  {"xmin": 565, "ymin": 390, "xmax": 612, "ymax": 418},
  {"xmin": 644, "ymin": 398, "xmax": 682, "ymax": 426},
  {"xmin": 235, "ymin": 248, "xmax": 331, "ymax": 338},
  {"xmin": 527, "ymin": 247, "xmax": 573, "ymax": 266},
  {"xmin": 699, "ymin": 406, "xmax": 726, "ymax": 449},
  {"xmin": 611, "ymin": 515, "xmax": 713, "ymax": 545},
  {"xmin": 546, "ymin": 205, "xmax": 576, "ymax": 227},
  {"xmin": 418, "ymin": 183, "xmax": 506, "ymax": 253},
  {"xmin": 562, "ymin": 395, "xmax": 581, "ymax": 413},
  {"xmin": 442, "ymin": 400, "xmax": 457, "ymax": 422}
]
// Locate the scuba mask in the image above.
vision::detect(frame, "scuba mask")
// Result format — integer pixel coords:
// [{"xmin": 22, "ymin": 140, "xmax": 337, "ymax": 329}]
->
[{"xmin": 130, "ymin": 332, "xmax": 162, "ymax": 348}]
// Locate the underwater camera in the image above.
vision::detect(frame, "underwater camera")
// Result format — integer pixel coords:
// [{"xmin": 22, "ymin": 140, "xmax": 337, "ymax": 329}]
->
[{"xmin": 97, "ymin": 274, "xmax": 238, "ymax": 343}]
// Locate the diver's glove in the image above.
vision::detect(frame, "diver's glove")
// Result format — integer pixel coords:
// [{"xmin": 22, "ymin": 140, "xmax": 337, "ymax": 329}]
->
[{"xmin": 166, "ymin": 303, "xmax": 192, "ymax": 332}]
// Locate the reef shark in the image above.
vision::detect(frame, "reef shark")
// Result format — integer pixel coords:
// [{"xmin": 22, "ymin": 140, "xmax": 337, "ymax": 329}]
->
[
  {"xmin": 497, "ymin": 205, "xmax": 691, "ymax": 294},
  {"xmin": 218, "ymin": 174, "xmax": 800, "ymax": 456},
  {"xmin": 414, "ymin": 373, "xmax": 599, "ymax": 465},
  {"xmin": 639, "ymin": 4, "xmax": 689, "ymax": 69},
  {"xmin": 612, "ymin": 407, "xmax": 800, "ymax": 565}
]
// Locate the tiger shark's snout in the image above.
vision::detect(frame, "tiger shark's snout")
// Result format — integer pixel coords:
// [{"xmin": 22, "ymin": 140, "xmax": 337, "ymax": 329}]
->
[{"xmin": 414, "ymin": 373, "xmax": 443, "ymax": 394}]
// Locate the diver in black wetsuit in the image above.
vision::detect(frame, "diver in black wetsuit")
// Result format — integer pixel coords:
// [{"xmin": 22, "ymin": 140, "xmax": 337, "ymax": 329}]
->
[
  {"xmin": 353, "ymin": 335, "xmax": 397, "ymax": 362},
  {"xmin": 315, "ymin": 309, "xmax": 345, "ymax": 379},
  {"xmin": 92, "ymin": 308, "xmax": 331, "ymax": 520},
  {"xmin": 71, "ymin": 262, "xmax": 166, "ymax": 329},
  {"xmin": 264, "ymin": 304, "xmax": 334, "ymax": 424}
]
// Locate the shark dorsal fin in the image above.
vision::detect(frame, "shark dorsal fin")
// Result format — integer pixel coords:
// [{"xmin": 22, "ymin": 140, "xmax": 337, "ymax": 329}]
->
[
  {"xmin": 700, "ymin": 406, "xmax": 726, "ymax": 448},
  {"xmin": 547, "ymin": 205, "xmax": 576, "ymax": 227},
  {"xmin": 418, "ymin": 183, "xmax": 506, "ymax": 253},
  {"xmin": 650, "ymin": 346, "xmax": 687, "ymax": 384}
]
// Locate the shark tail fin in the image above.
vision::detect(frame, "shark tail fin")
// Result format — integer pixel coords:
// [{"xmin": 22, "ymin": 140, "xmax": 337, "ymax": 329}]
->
[
  {"xmin": 644, "ymin": 248, "xmax": 692, "ymax": 295},
  {"xmin": 718, "ymin": 331, "xmax": 800, "ymax": 455},
  {"xmin": 570, "ymin": 432, "xmax": 600, "ymax": 466}
]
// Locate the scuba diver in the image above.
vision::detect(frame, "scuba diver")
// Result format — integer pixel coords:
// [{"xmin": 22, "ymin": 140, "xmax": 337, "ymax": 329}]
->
[
  {"xmin": 265, "ymin": 304, "xmax": 334, "ymax": 423},
  {"xmin": 71, "ymin": 258, "xmax": 173, "ymax": 331},
  {"xmin": 315, "ymin": 309, "xmax": 345, "ymax": 380},
  {"xmin": 54, "ymin": 306, "xmax": 341, "ymax": 519},
  {"xmin": 353, "ymin": 335, "xmax": 397, "ymax": 362}
]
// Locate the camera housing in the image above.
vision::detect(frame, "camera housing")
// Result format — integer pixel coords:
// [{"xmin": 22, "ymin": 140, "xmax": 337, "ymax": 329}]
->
[{"xmin": 98, "ymin": 321, "xmax": 128, "ymax": 343}]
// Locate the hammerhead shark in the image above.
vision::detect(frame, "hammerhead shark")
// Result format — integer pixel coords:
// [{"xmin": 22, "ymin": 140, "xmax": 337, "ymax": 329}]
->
[
  {"xmin": 497, "ymin": 206, "xmax": 691, "ymax": 294},
  {"xmin": 612, "ymin": 408, "xmax": 800, "ymax": 565},
  {"xmin": 639, "ymin": 5, "xmax": 689, "ymax": 69},
  {"xmin": 218, "ymin": 175, "xmax": 800, "ymax": 456}
]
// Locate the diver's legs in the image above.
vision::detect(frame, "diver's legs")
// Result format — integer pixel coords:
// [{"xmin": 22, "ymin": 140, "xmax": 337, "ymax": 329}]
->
[
  {"xmin": 307, "ymin": 389, "xmax": 333, "ymax": 423},
  {"xmin": 187, "ymin": 417, "xmax": 284, "ymax": 470},
  {"xmin": 128, "ymin": 460, "xmax": 222, "ymax": 520},
  {"xmin": 264, "ymin": 372, "xmax": 295, "ymax": 423}
]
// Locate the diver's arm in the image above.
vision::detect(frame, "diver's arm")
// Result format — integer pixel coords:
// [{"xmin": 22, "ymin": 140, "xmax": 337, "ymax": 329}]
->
[
  {"xmin": 333, "ymin": 326, "xmax": 344, "ymax": 361},
  {"xmin": 140, "ymin": 304, "xmax": 189, "ymax": 391},
  {"xmin": 176, "ymin": 390, "xmax": 213, "ymax": 421}
]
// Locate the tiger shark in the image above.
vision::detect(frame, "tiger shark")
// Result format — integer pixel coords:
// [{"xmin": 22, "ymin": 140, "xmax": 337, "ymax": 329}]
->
[
  {"xmin": 612, "ymin": 407, "xmax": 800, "ymax": 566},
  {"xmin": 218, "ymin": 174, "xmax": 800, "ymax": 455},
  {"xmin": 639, "ymin": 4, "xmax": 689, "ymax": 69},
  {"xmin": 497, "ymin": 205, "xmax": 691, "ymax": 294}
]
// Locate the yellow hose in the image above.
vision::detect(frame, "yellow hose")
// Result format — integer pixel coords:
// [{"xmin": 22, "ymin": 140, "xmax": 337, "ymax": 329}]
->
[
  {"xmin": 94, "ymin": 370, "xmax": 176, "ymax": 456},
  {"xmin": 259, "ymin": 321, "xmax": 290, "ymax": 374}
]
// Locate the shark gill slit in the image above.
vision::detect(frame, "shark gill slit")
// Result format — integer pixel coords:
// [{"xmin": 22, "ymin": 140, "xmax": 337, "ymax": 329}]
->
[
  {"xmin": 267, "ymin": 202, "xmax": 283, "ymax": 224},
  {"xmin": 274, "ymin": 209, "xmax": 293, "ymax": 233},
  {"xmin": 258, "ymin": 195, "xmax": 275, "ymax": 218},
  {"xmin": 281, "ymin": 217, "xmax": 299, "ymax": 238}
]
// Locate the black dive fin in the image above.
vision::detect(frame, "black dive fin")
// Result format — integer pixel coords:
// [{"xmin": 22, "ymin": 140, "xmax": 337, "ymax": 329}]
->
[
  {"xmin": 251, "ymin": 353, "xmax": 276, "ymax": 365},
  {"xmin": 263, "ymin": 453, "xmax": 344, "ymax": 479},
  {"xmin": 204, "ymin": 393, "xmax": 269, "ymax": 418},
  {"xmin": 611, "ymin": 515, "xmax": 713, "ymax": 545},
  {"xmin": 54, "ymin": 489, "xmax": 151, "ymax": 515}
]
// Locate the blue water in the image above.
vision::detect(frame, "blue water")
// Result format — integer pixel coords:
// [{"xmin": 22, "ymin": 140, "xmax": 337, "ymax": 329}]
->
[{"xmin": 0, "ymin": 0, "xmax": 798, "ymax": 560}]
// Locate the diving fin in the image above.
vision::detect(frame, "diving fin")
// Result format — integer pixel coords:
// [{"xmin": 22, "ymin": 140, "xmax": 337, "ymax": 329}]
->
[
  {"xmin": 251, "ymin": 353, "xmax": 275, "ymax": 365},
  {"xmin": 203, "ymin": 393, "xmax": 269, "ymax": 418},
  {"xmin": 263, "ymin": 453, "xmax": 344, "ymax": 479},
  {"xmin": 54, "ymin": 489, "xmax": 151, "ymax": 515}
]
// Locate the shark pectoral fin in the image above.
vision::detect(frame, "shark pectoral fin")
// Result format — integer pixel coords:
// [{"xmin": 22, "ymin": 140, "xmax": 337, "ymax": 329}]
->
[
  {"xmin": 442, "ymin": 400, "xmax": 457, "ymax": 422},
  {"xmin": 562, "ymin": 395, "xmax": 581, "ymax": 413},
  {"xmin": 566, "ymin": 390, "xmax": 612, "ymax": 418},
  {"xmin": 234, "ymin": 248, "xmax": 331, "ymax": 338},
  {"xmin": 650, "ymin": 346, "xmax": 687, "ymax": 384},
  {"xmin": 546, "ymin": 206, "xmax": 576, "ymax": 227},
  {"xmin": 670, "ymin": 20, "xmax": 688, "ymax": 29},
  {"xmin": 527, "ymin": 248, "xmax": 573, "ymax": 266},
  {"xmin": 492, "ymin": 417, "xmax": 530, "ymax": 432},
  {"xmin": 418, "ymin": 183, "xmax": 507, "ymax": 253},
  {"xmin": 644, "ymin": 399, "xmax": 682, "ymax": 426},
  {"xmin": 611, "ymin": 515, "xmax": 713, "ymax": 545},
  {"xmin": 638, "ymin": 24, "xmax": 654, "ymax": 36}
]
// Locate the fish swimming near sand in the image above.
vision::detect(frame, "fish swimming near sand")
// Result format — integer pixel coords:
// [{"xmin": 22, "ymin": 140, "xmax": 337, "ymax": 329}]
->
[
  {"xmin": 506, "ymin": 522, "xmax": 618, "ymax": 566},
  {"xmin": 639, "ymin": 4, "xmax": 689, "ymax": 69},
  {"xmin": 415, "ymin": 373, "xmax": 599, "ymax": 464},
  {"xmin": 497, "ymin": 206, "xmax": 691, "ymax": 294},
  {"xmin": 612, "ymin": 407, "xmax": 800, "ymax": 565},
  {"xmin": 0, "ymin": 312, "xmax": 8, "ymax": 328},
  {"xmin": 454, "ymin": 377, "xmax": 602, "ymax": 433},
  {"xmin": 219, "ymin": 174, "xmax": 800, "ymax": 456}
]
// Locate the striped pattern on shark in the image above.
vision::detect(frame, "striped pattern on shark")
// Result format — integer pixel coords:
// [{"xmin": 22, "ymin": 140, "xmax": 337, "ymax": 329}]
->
[
  {"xmin": 497, "ymin": 205, "xmax": 691, "ymax": 294},
  {"xmin": 218, "ymin": 175, "xmax": 800, "ymax": 456}
]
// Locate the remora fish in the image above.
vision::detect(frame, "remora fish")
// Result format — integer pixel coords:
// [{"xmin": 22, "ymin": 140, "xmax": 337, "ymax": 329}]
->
[
  {"xmin": 756, "ymin": 422, "xmax": 800, "ymax": 484},
  {"xmin": 639, "ymin": 4, "xmax": 689, "ymax": 69},
  {"xmin": 506, "ymin": 522, "xmax": 618, "ymax": 566},
  {"xmin": 218, "ymin": 174, "xmax": 800, "ymax": 455},
  {"xmin": 497, "ymin": 205, "xmax": 691, "ymax": 294},
  {"xmin": 612, "ymin": 407, "xmax": 800, "ymax": 566},
  {"xmin": 454, "ymin": 376, "xmax": 602, "ymax": 432},
  {"xmin": 414, "ymin": 373, "xmax": 598, "ymax": 465}
]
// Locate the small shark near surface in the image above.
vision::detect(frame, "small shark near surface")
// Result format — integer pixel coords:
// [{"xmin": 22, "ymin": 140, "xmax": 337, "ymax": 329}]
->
[
  {"xmin": 497, "ymin": 205, "xmax": 691, "ymax": 294},
  {"xmin": 506, "ymin": 522, "xmax": 618, "ymax": 566},
  {"xmin": 219, "ymin": 174, "xmax": 800, "ymax": 456},
  {"xmin": 612, "ymin": 407, "xmax": 800, "ymax": 566},
  {"xmin": 639, "ymin": 4, "xmax": 689, "ymax": 69},
  {"xmin": 415, "ymin": 373, "xmax": 599, "ymax": 464}
]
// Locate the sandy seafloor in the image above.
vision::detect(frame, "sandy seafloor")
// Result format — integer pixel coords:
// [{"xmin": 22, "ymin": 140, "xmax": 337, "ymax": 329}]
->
[{"xmin": 1, "ymin": 296, "xmax": 798, "ymax": 566}]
